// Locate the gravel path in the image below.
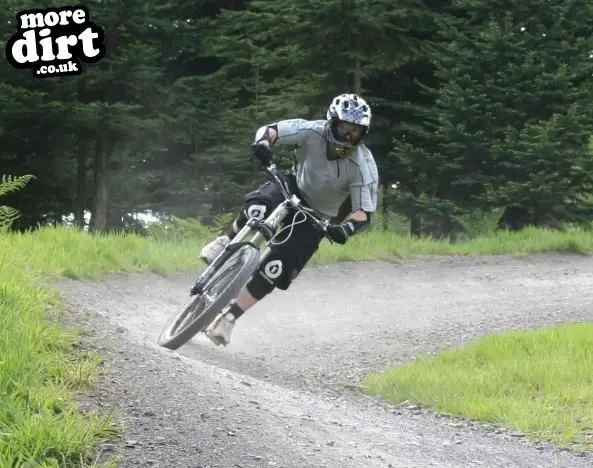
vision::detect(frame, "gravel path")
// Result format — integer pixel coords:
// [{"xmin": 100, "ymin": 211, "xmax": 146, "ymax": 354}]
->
[{"xmin": 57, "ymin": 253, "xmax": 593, "ymax": 467}]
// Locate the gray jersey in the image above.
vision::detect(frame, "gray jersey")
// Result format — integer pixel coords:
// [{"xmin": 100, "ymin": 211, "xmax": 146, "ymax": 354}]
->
[{"xmin": 264, "ymin": 118, "xmax": 379, "ymax": 218}]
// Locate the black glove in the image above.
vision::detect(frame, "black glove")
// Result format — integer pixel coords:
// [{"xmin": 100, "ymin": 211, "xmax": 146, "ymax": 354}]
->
[
  {"xmin": 251, "ymin": 143, "xmax": 274, "ymax": 167},
  {"xmin": 326, "ymin": 222, "xmax": 354, "ymax": 245}
]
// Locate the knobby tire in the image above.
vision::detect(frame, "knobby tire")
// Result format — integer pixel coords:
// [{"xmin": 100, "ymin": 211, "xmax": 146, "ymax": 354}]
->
[{"xmin": 157, "ymin": 244, "xmax": 260, "ymax": 350}]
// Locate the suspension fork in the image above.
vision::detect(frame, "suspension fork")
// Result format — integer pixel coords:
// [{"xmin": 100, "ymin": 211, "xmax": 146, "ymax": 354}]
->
[
  {"xmin": 190, "ymin": 202, "xmax": 290, "ymax": 295},
  {"xmin": 252, "ymin": 201, "xmax": 291, "ymax": 265},
  {"xmin": 189, "ymin": 240, "xmax": 255, "ymax": 295}
]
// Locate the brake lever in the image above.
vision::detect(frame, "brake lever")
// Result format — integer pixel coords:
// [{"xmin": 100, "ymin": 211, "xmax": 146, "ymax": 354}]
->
[
  {"xmin": 265, "ymin": 163, "xmax": 278, "ymax": 179},
  {"xmin": 266, "ymin": 163, "xmax": 292, "ymax": 196}
]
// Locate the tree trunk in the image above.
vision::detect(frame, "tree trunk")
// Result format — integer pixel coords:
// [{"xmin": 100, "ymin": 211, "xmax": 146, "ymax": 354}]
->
[
  {"xmin": 75, "ymin": 141, "xmax": 88, "ymax": 229},
  {"xmin": 89, "ymin": 135, "xmax": 111, "ymax": 233},
  {"xmin": 381, "ymin": 183, "xmax": 389, "ymax": 231},
  {"xmin": 353, "ymin": 34, "xmax": 362, "ymax": 94},
  {"xmin": 107, "ymin": 204, "xmax": 125, "ymax": 232},
  {"xmin": 497, "ymin": 206, "xmax": 530, "ymax": 231},
  {"xmin": 410, "ymin": 214, "xmax": 421, "ymax": 237}
]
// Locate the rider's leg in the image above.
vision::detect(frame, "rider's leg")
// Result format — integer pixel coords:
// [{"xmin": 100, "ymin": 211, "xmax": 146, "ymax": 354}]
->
[
  {"xmin": 202, "ymin": 179, "xmax": 286, "ymax": 346},
  {"xmin": 203, "ymin": 284, "xmax": 263, "ymax": 347},
  {"xmin": 199, "ymin": 179, "xmax": 285, "ymax": 264},
  {"xmin": 205, "ymin": 210, "xmax": 325, "ymax": 346}
]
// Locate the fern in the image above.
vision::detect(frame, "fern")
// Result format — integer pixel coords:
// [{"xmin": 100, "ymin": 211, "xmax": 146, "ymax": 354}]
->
[
  {"xmin": 0, "ymin": 174, "xmax": 35, "ymax": 197},
  {"xmin": 0, "ymin": 206, "xmax": 20, "ymax": 232},
  {"xmin": 212, "ymin": 212, "xmax": 234, "ymax": 232},
  {"xmin": 0, "ymin": 174, "xmax": 35, "ymax": 232}
]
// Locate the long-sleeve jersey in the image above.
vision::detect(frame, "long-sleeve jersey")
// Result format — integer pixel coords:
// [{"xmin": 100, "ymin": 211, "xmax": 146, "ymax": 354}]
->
[{"xmin": 257, "ymin": 118, "xmax": 379, "ymax": 218}]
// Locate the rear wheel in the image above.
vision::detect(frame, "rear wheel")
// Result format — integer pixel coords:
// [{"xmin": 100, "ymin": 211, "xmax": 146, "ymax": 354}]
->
[{"xmin": 157, "ymin": 244, "xmax": 260, "ymax": 350}]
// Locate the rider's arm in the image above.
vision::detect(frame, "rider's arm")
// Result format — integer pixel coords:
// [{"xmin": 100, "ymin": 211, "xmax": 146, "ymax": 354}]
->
[
  {"xmin": 253, "ymin": 119, "xmax": 319, "ymax": 148},
  {"xmin": 343, "ymin": 152, "xmax": 379, "ymax": 235},
  {"xmin": 252, "ymin": 119, "xmax": 318, "ymax": 168},
  {"xmin": 342, "ymin": 209, "xmax": 372, "ymax": 235}
]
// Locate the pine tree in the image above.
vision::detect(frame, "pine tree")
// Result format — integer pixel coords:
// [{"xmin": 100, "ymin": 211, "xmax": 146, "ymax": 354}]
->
[
  {"xmin": 392, "ymin": 0, "xmax": 593, "ymax": 233},
  {"xmin": 196, "ymin": 0, "xmax": 444, "ymax": 228}
]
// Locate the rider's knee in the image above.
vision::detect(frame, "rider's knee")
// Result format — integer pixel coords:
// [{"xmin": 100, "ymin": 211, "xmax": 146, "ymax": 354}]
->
[
  {"xmin": 236, "ymin": 181, "xmax": 284, "ymax": 229},
  {"xmin": 236, "ymin": 199, "xmax": 270, "ymax": 229},
  {"xmin": 245, "ymin": 272, "xmax": 275, "ymax": 300}
]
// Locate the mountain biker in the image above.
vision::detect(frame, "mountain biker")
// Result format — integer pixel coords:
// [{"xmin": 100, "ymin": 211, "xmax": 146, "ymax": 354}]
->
[{"xmin": 201, "ymin": 93, "xmax": 379, "ymax": 346}]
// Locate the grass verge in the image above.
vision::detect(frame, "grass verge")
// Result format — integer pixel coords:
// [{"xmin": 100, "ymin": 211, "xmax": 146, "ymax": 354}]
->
[
  {"xmin": 148, "ymin": 216, "xmax": 593, "ymax": 263},
  {"xmin": 312, "ymin": 225, "xmax": 593, "ymax": 263},
  {"xmin": 0, "ymin": 226, "xmax": 200, "ymax": 467},
  {"xmin": 362, "ymin": 322, "xmax": 593, "ymax": 452}
]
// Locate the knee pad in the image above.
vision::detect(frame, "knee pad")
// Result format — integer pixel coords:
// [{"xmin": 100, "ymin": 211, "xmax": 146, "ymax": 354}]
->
[
  {"xmin": 236, "ymin": 201, "xmax": 270, "ymax": 229},
  {"xmin": 245, "ymin": 271, "xmax": 275, "ymax": 300}
]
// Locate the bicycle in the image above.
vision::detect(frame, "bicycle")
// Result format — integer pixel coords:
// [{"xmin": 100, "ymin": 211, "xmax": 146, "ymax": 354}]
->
[{"xmin": 156, "ymin": 162, "xmax": 332, "ymax": 350}]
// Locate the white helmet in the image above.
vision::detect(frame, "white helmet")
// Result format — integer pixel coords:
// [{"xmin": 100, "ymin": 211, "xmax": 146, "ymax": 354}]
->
[{"xmin": 325, "ymin": 93, "xmax": 371, "ymax": 147}]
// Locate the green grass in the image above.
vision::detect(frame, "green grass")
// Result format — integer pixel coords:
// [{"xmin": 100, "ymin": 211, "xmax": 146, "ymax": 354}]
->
[
  {"xmin": 312, "ymin": 225, "xmax": 593, "ymax": 263},
  {"xmin": 2, "ymin": 224, "xmax": 200, "ymax": 280},
  {"xmin": 1, "ymin": 221, "xmax": 593, "ymax": 466},
  {"xmin": 363, "ymin": 323, "xmax": 593, "ymax": 452},
  {"xmin": 0, "ymin": 226, "xmax": 200, "ymax": 467},
  {"xmin": 150, "ymin": 216, "xmax": 593, "ymax": 264}
]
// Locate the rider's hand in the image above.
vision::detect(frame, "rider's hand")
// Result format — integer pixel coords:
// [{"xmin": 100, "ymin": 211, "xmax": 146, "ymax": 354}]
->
[
  {"xmin": 251, "ymin": 142, "xmax": 274, "ymax": 167},
  {"xmin": 327, "ymin": 222, "xmax": 354, "ymax": 245}
]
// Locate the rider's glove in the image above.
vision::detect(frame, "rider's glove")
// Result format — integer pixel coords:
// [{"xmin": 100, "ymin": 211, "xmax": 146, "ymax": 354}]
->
[
  {"xmin": 251, "ymin": 143, "xmax": 274, "ymax": 167},
  {"xmin": 327, "ymin": 222, "xmax": 354, "ymax": 245}
]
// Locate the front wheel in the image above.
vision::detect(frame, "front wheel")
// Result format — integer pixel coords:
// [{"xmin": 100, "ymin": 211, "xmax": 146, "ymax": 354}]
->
[{"xmin": 157, "ymin": 244, "xmax": 260, "ymax": 350}]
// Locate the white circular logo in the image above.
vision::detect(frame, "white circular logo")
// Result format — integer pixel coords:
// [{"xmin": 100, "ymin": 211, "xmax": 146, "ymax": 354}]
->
[
  {"xmin": 246, "ymin": 204, "xmax": 266, "ymax": 221},
  {"xmin": 263, "ymin": 259, "xmax": 283, "ymax": 279}
]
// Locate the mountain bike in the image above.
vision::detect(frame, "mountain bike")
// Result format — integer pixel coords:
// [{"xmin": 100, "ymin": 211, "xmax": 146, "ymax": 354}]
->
[{"xmin": 156, "ymin": 163, "xmax": 331, "ymax": 350}]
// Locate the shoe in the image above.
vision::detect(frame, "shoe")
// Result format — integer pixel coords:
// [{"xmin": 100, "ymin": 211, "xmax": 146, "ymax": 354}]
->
[
  {"xmin": 199, "ymin": 235, "xmax": 230, "ymax": 265},
  {"xmin": 205, "ymin": 308, "xmax": 236, "ymax": 346}
]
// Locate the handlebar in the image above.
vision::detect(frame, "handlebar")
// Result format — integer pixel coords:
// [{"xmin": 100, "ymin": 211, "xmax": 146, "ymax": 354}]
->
[{"xmin": 264, "ymin": 163, "xmax": 330, "ymax": 233}]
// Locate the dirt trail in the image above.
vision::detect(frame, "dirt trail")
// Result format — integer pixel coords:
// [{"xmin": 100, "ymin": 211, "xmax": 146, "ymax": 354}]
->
[{"xmin": 58, "ymin": 253, "xmax": 593, "ymax": 467}]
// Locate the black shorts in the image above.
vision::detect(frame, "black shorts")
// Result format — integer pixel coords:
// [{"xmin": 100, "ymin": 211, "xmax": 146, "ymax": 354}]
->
[{"xmin": 239, "ymin": 174, "xmax": 346, "ymax": 290}]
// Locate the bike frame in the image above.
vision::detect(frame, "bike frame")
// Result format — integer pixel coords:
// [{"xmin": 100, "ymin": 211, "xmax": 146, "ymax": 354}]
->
[{"xmin": 190, "ymin": 163, "xmax": 330, "ymax": 296}]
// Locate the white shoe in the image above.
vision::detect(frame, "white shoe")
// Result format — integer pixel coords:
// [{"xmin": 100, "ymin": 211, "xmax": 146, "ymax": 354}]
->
[
  {"xmin": 205, "ymin": 309, "xmax": 236, "ymax": 347},
  {"xmin": 199, "ymin": 235, "xmax": 230, "ymax": 264}
]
